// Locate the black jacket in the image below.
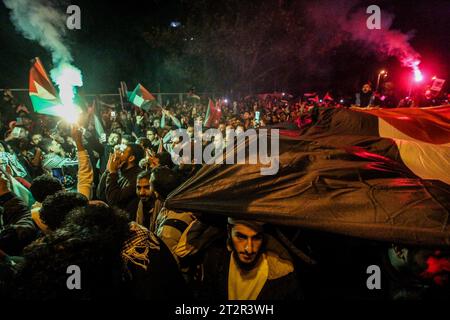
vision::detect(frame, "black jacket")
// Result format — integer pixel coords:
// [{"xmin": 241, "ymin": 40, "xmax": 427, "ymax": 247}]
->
[
  {"xmin": 97, "ymin": 165, "xmax": 142, "ymax": 219},
  {"xmin": 194, "ymin": 239, "xmax": 303, "ymax": 300}
]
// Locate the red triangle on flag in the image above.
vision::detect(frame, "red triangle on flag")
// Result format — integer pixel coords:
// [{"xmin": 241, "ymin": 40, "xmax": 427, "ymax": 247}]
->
[
  {"xmin": 29, "ymin": 57, "xmax": 58, "ymax": 97},
  {"xmin": 139, "ymin": 84, "xmax": 156, "ymax": 101}
]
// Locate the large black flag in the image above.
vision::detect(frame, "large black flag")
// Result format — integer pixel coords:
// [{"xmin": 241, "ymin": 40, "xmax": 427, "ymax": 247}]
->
[{"xmin": 166, "ymin": 106, "xmax": 450, "ymax": 246}]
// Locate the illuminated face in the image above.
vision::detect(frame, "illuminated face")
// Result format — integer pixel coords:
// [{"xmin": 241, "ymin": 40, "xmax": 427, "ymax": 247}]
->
[
  {"xmin": 146, "ymin": 130, "xmax": 156, "ymax": 141},
  {"xmin": 150, "ymin": 157, "xmax": 160, "ymax": 169},
  {"xmin": 235, "ymin": 126, "xmax": 244, "ymax": 135},
  {"xmin": 120, "ymin": 146, "xmax": 133, "ymax": 164},
  {"xmin": 32, "ymin": 134, "xmax": 43, "ymax": 146},
  {"xmin": 136, "ymin": 177, "xmax": 153, "ymax": 202},
  {"xmin": 49, "ymin": 140, "xmax": 63, "ymax": 154},
  {"xmin": 187, "ymin": 126, "xmax": 194, "ymax": 138},
  {"xmin": 15, "ymin": 127, "xmax": 29, "ymax": 139},
  {"xmin": 153, "ymin": 119, "xmax": 160, "ymax": 128},
  {"xmin": 108, "ymin": 133, "xmax": 120, "ymax": 146},
  {"xmin": 230, "ymin": 224, "xmax": 264, "ymax": 267},
  {"xmin": 362, "ymin": 84, "xmax": 371, "ymax": 93},
  {"xmin": 101, "ymin": 111, "xmax": 109, "ymax": 122}
]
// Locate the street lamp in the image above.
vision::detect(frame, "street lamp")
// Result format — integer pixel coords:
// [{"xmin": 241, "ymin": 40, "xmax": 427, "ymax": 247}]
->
[{"xmin": 376, "ymin": 70, "xmax": 386, "ymax": 92}]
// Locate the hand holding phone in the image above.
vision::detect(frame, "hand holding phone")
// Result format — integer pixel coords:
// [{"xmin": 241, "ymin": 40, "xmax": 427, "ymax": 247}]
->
[
  {"xmin": 100, "ymin": 133, "xmax": 107, "ymax": 143},
  {"xmin": 51, "ymin": 168, "xmax": 65, "ymax": 184}
]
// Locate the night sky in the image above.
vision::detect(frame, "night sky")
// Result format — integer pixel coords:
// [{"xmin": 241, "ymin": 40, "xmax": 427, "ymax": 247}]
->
[{"xmin": 0, "ymin": 0, "xmax": 449, "ymax": 96}]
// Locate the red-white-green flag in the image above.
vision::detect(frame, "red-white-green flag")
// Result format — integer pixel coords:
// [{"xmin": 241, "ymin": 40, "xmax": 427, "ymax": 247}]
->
[
  {"xmin": 166, "ymin": 106, "xmax": 450, "ymax": 246},
  {"xmin": 29, "ymin": 57, "xmax": 82, "ymax": 123},
  {"xmin": 29, "ymin": 57, "xmax": 61, "ymax": 115},
  {"xmin": 127, "ymin": 83, "xmax": 157, "ymax": 111},
  {"xmin": 204, "ymin": 98, "xmax": 222, "ymax": 127}
]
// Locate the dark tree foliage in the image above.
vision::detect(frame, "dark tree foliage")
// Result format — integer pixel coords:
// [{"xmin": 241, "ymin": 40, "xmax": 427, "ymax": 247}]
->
[{"xmin": 143, "ymin": 0, "xmax": 309, "ymax": 93}]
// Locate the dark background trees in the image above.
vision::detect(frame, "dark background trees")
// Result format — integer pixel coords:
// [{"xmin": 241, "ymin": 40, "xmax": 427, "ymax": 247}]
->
[{"xmin": 0, "ymin": 0, "xmax": 448, "ymax": 95}]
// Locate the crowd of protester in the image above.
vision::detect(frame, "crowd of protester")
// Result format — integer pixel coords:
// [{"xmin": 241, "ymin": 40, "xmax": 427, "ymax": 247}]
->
[{"xmin": 0, "ymin": 82, "xmax": 449, "ymax": 300}]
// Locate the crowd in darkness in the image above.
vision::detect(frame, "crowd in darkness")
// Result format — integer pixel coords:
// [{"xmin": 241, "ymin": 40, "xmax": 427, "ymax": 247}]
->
[{"xmin": 0, "ymin": 81, "xmax": 449, "ymax": 300}]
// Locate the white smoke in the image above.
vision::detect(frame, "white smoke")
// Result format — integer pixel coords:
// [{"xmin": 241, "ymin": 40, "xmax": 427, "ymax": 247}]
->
[
  {"xmin": 4, "ymin": 0, "xmax": 83, "ymax": 120},
  {"xmin": 3, "ymin": 0, "xmax": 73, "ymax": 65},
  {"xmin": 305, "ymin": 0, "xmax": 422, "ymax": 72}
]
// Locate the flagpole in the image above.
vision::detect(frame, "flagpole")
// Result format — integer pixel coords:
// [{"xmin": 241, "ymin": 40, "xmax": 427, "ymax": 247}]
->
[{"xmin": 118, "ymin": 87, "xmax": 124, "ymax": 111}]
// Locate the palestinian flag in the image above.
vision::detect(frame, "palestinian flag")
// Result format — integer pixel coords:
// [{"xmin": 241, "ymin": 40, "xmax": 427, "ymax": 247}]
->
[
  {"xmin": 204, "ymin": 98, "xmax": 222, "ymax": 128},
  {"xmin": 29, "ymin": 57, "xmax": 61, "ymax": 116},
  {"xmin": 166, "ymin": 106, "xmax": 450, "ymax": 246},
  {"xmin": 127, "ymin": 83, "xmax": 157, "ymax": 111}
]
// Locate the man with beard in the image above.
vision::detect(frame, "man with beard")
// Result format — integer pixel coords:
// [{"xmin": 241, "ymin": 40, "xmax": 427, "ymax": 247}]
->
[
  {"xmin": 146, "ymin": 128, "xmax": 161, "ymax": 154},
  {"xmin": 135, "ymin": 170, "xmax": 156, "ymax": 231},
  {"xmin": 99, "ymin": 132, "xmax": 122, "ymax": 174},
  {"xmin": 135, "ymin": 167, "xmax": 194, "ymax": 256},
  {"xmin": 193, "ymin": 218, "xmax": 302, "ymax": 300},
  {"xmin": 97, "ymin": 143, "xmax": 144, "ymax": 218},
  {"xmin": 355, "ymin": 83, "xmax": 375, "ymax": 108}
]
